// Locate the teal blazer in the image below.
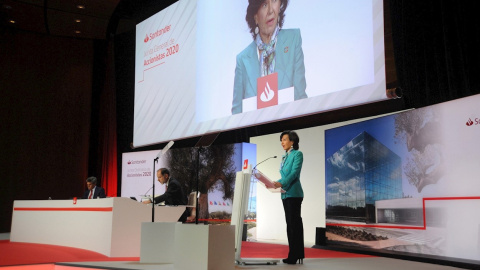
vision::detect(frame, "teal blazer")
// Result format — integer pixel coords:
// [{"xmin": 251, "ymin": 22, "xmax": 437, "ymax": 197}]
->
[
  {"xmin": 232, "ymin": 29, "xmax": 307, "ymax": 114},
  {"xmin": 278, "ymin": 149, "xmax": 304, "ymax": 199}
]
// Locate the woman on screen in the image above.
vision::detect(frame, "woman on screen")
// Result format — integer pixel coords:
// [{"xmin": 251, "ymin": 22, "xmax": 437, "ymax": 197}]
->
[
  {"xmin": 231, "ymin": 0, "xmax": 307, "ymax": 114},
  {"xmin": 273, "ymin": 130, "xmax": 305, "ymax": 264}
]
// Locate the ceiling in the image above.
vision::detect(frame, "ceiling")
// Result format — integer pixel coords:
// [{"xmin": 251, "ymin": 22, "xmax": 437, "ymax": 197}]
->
[{"xmin": 0, "ymin": 0, "xmax": 121, "ymax": 39}]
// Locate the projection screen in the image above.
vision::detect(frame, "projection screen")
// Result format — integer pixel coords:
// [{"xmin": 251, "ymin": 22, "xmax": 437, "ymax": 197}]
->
[{"xmin": 134, "ymin": 0, "xmax": 386, "ymax": 147}]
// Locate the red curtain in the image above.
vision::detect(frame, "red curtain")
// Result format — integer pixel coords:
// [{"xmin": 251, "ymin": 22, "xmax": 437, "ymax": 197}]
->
[{"xmin": 100, "ymin": 41, "xmax": 118, "ymax": 197}]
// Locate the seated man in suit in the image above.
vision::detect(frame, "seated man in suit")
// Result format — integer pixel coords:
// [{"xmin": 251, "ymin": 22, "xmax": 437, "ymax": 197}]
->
[
  {"xmin": 142, "ymin": 168, "xmax": 188, "ymax": 222},
  {"xmin": 82, "ymin": 176, "xmax": 106, "ymax": 199}
]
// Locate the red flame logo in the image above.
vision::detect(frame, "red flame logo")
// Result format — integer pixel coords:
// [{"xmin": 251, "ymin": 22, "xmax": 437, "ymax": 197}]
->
[
  {"xmin": 127, "ymin": 160, "xmax": 131, "ymax": 164},
  {"xmin": 466, "ymin": 118, "xmax": 474, "ymax": 126},
  {"xmin": 144, "ymin": 34, "xmax": 149, "ymax": 43}
]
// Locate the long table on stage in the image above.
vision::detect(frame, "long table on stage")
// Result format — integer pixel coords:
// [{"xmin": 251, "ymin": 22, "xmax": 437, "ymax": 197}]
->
[{"xmin": 10, "ymin": 197, "xmax": 186, "ymax": 257}]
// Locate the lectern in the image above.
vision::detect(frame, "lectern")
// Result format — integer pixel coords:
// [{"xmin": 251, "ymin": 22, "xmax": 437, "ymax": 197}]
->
[
  {"xmin": 231, "ymin": 164, "xmax": 279, "ymax": 265},
  {"xmin": 10, "ymin": 197, "xmax": 185, "ymax": 257}
]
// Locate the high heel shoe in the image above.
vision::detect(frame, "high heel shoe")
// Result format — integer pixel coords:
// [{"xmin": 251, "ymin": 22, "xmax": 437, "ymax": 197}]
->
[{"xmin": 282, "ymin": 258, "xmax": 304, "ymax": 264}]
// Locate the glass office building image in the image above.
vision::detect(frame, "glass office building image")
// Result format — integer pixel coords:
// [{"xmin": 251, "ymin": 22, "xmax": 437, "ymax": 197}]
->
[{"xmin": 326, "ymin": 131, "xmax": 402, "ymax": 223}]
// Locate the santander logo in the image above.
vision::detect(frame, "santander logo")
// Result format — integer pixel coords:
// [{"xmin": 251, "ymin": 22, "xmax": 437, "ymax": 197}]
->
[
  {"xmin": 144, "ymin": 25, "xmax": 171, "ymax": 43},
  {"xmin": 466, "ymin": 118, "xmax": 474, "ymax": 126},
  {"xmin": 465, "ymin": 118, "xmax": 480, "ymax": 127},
  {"xmin": 128, "ymin": 159, "xmax": 147, "ymax": 165},
  {"xmin": 260, "ymin": 82, "xmax": 275, "ymax": 102},
  {"xmin": 466, "ymin": 118, "xmax": 479, "ymax": 126},
  {"xmin": 256, "ymin": 72, "xmax": 278, "ymax": 109}
]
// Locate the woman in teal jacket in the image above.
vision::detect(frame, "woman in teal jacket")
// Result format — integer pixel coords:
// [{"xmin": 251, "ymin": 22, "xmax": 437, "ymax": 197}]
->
[
  {"xmin": 232, "ymin": 0, "xmax": 307, "ymax": 114},
  {"xmin": 274, "ymin": 130, "xmax": 305, "ymax": 264}
]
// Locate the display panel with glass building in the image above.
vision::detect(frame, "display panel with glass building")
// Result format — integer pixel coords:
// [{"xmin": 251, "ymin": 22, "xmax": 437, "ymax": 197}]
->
[{"xmin": 326, "ymin": 131, "xmax": 402, "ymax": 223}]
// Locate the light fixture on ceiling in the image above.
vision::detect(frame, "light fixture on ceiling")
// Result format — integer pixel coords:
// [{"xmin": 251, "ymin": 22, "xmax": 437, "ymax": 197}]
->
[
  {"xmin": 75, "ymin": 19, "xmax": 81, "ymax": 23},
  {"xmin": 75, "ymin": 30, "xmax": 81, "ymax": 34},
  {"xmin": 76, "ymin": 5, "xmax": 85, "ymax": 9},
  {"xmin": 9, "ymin": 19, "xmax": 15, "ymax": 24}
]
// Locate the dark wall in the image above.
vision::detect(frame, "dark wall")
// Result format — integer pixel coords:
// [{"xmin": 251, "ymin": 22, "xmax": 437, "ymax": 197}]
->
[
  {"xmin": 0, "ymin": 30, "xmax": 95, "ymax": 232},
  {"xmin": 390, "ymin": 0, "xmax": 480, "ymax": 108}
]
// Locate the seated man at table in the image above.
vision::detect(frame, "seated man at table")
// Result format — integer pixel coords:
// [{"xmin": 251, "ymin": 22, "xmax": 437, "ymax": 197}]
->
[
  {"xmin": 142, "ymin": 168, "xmax": 188, "ymax": 222},
  {"xmin": 82, "ymin": 176, "xmax": 106, "ymax": 199}
]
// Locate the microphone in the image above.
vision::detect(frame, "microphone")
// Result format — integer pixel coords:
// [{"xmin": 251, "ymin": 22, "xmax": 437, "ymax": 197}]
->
[
  {"xmin": 141, "ymin": 186, "xmax": 154, "ymax": 203},
  {"xmin": 154, "ymin": 140, "xmax": 174, "ymax": 162},
  {"xmin": 144, "ymin": 186, "xmax": 153, "ymax": 196},
  {"xmin": 253, "ymin": 156, "xmax": 277, "ymax": 171}
]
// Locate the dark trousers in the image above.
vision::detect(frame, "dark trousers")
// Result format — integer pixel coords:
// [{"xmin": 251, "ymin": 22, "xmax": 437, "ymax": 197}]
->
[{"xmin": 282, "ymin": 197, "xmax": 305, "ymax": 259}]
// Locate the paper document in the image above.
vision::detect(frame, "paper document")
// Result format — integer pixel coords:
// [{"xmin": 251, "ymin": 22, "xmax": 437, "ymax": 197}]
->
[{"xmin": 253, "ymin": 170, "xmax": 285, "ymax": 193}]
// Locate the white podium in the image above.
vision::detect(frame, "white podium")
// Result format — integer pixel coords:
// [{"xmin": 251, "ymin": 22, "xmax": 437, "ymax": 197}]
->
[
  {"xmin": 174, "ymin": 224, "xmax": 235, "ymax": 270},
  {"xmin": 140, "ymin": 222, "xmax": 178, "ymax": 263},
  {"xmin": 140, "ymin": 223, "xmax": 235, "ymax": 269},
  {"xmin": 231, "ymin": 165, "xmax": 279, "ymax": 265},
  {"xmin": 10, "ymin": 197, "xmax": 186, "ymax": 257}
]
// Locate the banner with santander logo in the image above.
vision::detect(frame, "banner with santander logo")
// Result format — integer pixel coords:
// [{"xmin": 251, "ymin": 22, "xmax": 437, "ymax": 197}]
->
[
  {"xmin": 121, "ymin": 143, "xmax": 257, "ymax": 222},
  {"xmin": 324, "ymin": 93, "xmax": 480, "ymax": 262}
]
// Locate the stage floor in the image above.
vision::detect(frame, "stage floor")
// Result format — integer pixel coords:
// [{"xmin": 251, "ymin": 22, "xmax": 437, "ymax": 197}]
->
[
  {"xmin": 57, "ymin": 257, "xmax": 463, "ymax": 270},
  {"xmin": 0, "ymin": 233, "xmax": 467, "ymax": 270}
]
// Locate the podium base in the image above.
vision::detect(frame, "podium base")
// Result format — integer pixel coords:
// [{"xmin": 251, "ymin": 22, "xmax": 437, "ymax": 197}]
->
[{"xmin": 235, "ymin": 258, "xmax": 280, "ymax": 265}]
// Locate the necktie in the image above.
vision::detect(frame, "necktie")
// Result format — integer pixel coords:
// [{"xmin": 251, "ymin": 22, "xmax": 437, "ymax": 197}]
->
[{"xmin": 88, "ymin": 190, "xmax": 93, "ymax": 199}]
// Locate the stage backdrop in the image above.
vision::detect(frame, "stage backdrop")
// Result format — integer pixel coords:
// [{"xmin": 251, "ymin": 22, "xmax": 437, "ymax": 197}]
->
[
  {"xmin": 121, "ymin": 143, "xmax": 257, "ymax": 222},
  {"xmin": 250, "ymin": 113, "xmax": 398, "ymax": 245},
  {"xmin": 325, "ymin": 94, "xmax": 480, "ymax": 262}
]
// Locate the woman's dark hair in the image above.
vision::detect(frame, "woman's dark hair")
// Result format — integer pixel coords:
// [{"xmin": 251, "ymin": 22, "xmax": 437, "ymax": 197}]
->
[
  {"xmin": 246, "ymin": 0, "xmax": 289, "ymax": 39},
  {"xmin": 280, "ymin": 130, "xmax": 299, "ymax": 150}
]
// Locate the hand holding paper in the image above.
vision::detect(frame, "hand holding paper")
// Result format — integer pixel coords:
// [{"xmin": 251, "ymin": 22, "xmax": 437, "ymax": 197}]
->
[{"xmin": 253, "ymin": 170, "xmax": 285, "ymax": 193}]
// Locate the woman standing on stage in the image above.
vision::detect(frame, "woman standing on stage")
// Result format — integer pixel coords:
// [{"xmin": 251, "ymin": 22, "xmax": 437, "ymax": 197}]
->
[{"xmin": 273, "ymin": 130, "xmax": 305, "ymax": 264}]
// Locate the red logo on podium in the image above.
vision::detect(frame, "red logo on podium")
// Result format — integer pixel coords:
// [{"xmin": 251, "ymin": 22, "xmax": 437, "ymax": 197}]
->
[
  {"xmin": 257, "ymin": 72, "xmax": 278, "ymax": 110},
  {"xmin": 243, "ymin": 159, "xmax": 248, "ymax": 169}
]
